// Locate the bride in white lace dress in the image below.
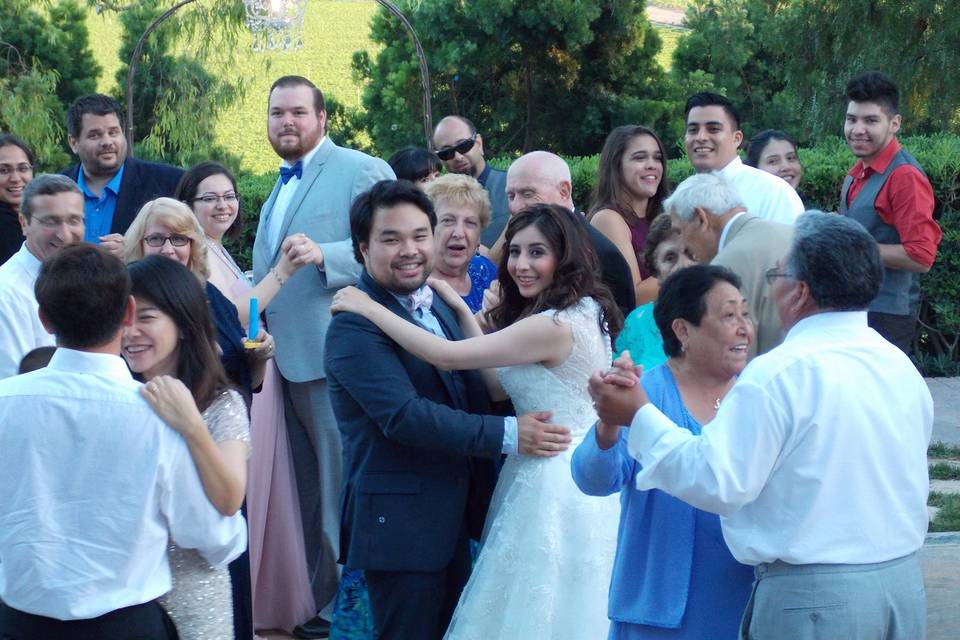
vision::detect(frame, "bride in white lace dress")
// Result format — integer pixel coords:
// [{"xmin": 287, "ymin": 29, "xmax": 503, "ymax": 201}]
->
[{"xmin": 331, "ymin": 204, "xmax": 622, "ymax": 639}]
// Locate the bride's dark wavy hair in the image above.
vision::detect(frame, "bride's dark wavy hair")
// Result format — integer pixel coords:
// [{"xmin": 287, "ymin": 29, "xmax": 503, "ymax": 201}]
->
[{"xmin": 488, "ymin": 204, "xmax": 623, "ymax": 339}]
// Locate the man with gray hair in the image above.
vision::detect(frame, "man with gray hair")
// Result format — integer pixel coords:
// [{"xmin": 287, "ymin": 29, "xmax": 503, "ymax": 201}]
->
[
  {"xmin": 0, "ymin": 174, "xmax": 84, "ymax": 378},
  {"xmin": 666, "ymin": 172, "xmax": 793, "ymax": 357},
  {"xmin": 590, "ymin": 212, "xmax": 932, "ymax": 640}
]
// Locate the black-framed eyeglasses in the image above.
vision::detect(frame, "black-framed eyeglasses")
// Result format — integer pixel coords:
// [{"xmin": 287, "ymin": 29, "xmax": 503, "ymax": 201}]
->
[
  {"xmin": 193, "ymin": 192, "xmax": 238, "ymax": 205},
  {"xmin": 144, "ymin": 233, "xmax": 192, "ymax": 248},
  {"xmin": 0, "ymin": 164, "xmax": 32, "ymax": 177},
  {"xmin": 764, "ymin": 267, "xmax": 793, "ymax": 285},
  {"xmin": 436, "ymin": 134, "xmax": 477, "ymax": 161}
]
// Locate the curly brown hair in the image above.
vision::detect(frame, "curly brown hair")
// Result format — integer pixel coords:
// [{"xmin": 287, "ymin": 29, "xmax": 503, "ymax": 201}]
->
[{"xmin": 488, "ymin": 204, "xmax": 623, "ymax": 339}]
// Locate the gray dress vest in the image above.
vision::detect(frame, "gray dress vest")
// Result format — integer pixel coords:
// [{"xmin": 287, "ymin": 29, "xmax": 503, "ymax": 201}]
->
[{"xmin": 839, "ymin": 149, "xmax": 925, "ymax": 315}]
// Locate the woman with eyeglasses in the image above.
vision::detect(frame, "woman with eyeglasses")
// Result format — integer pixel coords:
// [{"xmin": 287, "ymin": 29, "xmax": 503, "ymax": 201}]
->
[
  {"xmin": 0, "ymin": 134, "xmax": 35, "ymax": 265},
  {"xmin": 174, "ymin": 161, "xmax": 315, "ymax": 636}
]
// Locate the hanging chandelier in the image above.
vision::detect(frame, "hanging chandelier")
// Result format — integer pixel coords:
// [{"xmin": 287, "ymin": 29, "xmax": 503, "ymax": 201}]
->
[{"xmin": 242, "ymin": 0, "xmax": 307, "ymax": 51}]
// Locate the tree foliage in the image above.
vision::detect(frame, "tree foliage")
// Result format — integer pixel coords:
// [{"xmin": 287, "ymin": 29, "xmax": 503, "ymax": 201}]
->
[
  {"xmin": 113, "ymin": 0, "xmax": 244, "ymax": 166},
  {"xmin": 352, "ymin": 0, "xmax": 674, "ymax": 158},
  {"xmin": 0, "ymin": 0, "xmax": 101, "ymax": 169}
]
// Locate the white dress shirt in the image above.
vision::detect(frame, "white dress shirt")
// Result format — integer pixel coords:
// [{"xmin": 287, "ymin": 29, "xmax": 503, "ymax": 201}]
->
[
  {"xmin": 627, "ymin": 311, "xmax": 932, "ymax": 566},
  {"xmin": 0, "ymin": 348, "xmax": 247, "ymax": 620},
  {"xmin": 715, "ymin": 156, "xmax": 804, "ymax": 225},
  {"xmin": 265, "ymin": 136, "xmax": 327, "ymax": 254},
  {"xmin": 0, "ymin": 243, "xmax": 54, "ymax": 379}
]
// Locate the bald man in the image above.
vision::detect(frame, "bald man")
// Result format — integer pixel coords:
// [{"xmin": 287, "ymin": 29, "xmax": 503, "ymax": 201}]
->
[
  {"xmin": 433, "ymin": 116, "xmax": 510, "ymax": 247},
  {"xmin": 491, "ymin": 151, "xmax": 635, "ymax": 316}
]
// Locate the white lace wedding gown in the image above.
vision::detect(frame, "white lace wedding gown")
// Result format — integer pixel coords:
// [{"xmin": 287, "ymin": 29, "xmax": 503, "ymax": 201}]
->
[{"xmin": 445, "ymin": 298, "xmax": 621, "ymax": 640}]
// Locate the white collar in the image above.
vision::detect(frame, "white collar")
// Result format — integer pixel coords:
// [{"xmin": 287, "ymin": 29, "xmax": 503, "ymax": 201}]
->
[
  {"xmin": 718, "ymin": 210, "xmax": 749, "ymax": 252},
  {"xmin": 714, "ymin": 155, "xmax": 745, "ymax": 178},
  {"xmin": 46, "ymin": 347, "xmax": 134, "ymax": 380}
]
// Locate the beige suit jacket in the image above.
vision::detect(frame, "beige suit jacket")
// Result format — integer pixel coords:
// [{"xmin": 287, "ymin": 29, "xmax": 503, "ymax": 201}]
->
[{"xmin": 712, "ymin": 213, "xmax": 794, "ymax": 359}]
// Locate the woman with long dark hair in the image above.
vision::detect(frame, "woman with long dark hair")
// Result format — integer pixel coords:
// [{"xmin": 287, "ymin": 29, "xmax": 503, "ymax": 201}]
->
[
  {"xmin": 589, "ymin": 125, "xmax": 671, "ymax": 306},
  {"xmin": 0, "ymin": 134, "xmax": 35, "ymax": 264},
  {"xmin": 124, "ymin": 256, "xmax": 249, "ymax": 640},
  {"xmin": 331, "ymin": 203, "xmax": 623, "ymax": 639}
]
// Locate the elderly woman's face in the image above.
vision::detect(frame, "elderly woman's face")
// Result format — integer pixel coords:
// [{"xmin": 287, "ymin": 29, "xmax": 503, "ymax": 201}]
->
[
  {"xmin": 680, "ymin": 281, "xmax": 753, "ymax": 376},
  {"xmin": 142, "ymin": 221, "xmax": 192, "ymax": 268},
  {"xmin": 653, "ymin": 234, "xmax": 695, "ymax": 283},
  {"xmin": 434, "ymin": 201, "xmax": 483, "ymax": 273}
]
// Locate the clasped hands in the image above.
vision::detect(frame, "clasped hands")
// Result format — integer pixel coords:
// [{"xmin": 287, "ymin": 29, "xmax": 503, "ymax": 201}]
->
[
  {"xmin": 588, "ymin": 350, "xmax": 651, "ymax": 429},
  {"xmin": 280, "ymin": 232, "xmax": 323, "ymax": 269}
]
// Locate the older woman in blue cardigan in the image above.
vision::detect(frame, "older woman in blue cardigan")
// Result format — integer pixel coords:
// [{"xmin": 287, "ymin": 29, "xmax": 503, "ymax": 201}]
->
[{"xmin": 572, "ymin": 265, "xmax": 754, "ymax": 639}]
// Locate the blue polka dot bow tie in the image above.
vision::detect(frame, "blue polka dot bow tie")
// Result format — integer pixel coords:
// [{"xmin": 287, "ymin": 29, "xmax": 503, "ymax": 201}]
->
[
  {"xmin": 279, "ymin": 161, "xmax": 303, "ymax": 184},
  {"xmin": 403, "ymin": 286, "xmax": 434, "ymax": 314}
]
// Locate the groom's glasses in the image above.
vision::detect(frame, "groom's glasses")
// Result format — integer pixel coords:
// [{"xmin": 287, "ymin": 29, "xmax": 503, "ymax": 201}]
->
[{"xmin": 436, "ymin": 134, "xmax": 477, "ymax": 161}]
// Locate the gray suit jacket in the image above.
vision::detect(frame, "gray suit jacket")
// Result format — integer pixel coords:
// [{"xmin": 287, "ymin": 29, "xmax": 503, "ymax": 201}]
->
[
  {"xmin": 253, "ymin": 139, "xmax": 395, "ymax": 382},
  {"xmin": 712, "ymin": 213, "xmax": 794, "ymax": 359}
]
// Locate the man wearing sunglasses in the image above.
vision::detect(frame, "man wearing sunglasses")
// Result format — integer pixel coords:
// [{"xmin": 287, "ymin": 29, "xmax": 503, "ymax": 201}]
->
[{"xmin": 433, "ymin": 116, "xmax": 509, "ymax": 248}]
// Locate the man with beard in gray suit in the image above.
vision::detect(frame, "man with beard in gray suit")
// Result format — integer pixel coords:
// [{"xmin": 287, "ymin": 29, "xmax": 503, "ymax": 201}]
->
[{"xmin": 252, "ymin": 75, "xmax": 395, "ymax": 638}]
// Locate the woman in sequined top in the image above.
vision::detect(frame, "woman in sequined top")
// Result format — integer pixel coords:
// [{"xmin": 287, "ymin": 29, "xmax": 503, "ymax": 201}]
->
[{"xmin": 124, "ymin": 255, "xmax": 250, "ymax": 640}]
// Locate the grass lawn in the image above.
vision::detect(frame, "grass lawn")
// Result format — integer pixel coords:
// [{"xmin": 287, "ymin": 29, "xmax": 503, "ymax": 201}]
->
[{"xmin": 84, "ymin": 1, "xmax": 685, "ymax": 173}]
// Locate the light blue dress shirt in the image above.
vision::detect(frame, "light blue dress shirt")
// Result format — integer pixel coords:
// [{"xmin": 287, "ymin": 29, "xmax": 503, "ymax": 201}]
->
[{"xmin": 78, "ymin": 163, "xmax": 125, "ymax": 242}]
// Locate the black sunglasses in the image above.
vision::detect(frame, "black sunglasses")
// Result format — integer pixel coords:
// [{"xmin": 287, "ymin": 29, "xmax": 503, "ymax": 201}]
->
[{"xmin": 436, "ymin": 134, "xmax": 477, "ymax": 161}]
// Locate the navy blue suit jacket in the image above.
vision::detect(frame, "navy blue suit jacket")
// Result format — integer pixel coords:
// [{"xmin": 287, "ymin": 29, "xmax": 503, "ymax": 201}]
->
[
  {"xmin": 325, "ymin": 271, "xmax": 505, "ymax": 573},
  {"xmin": 62, "ymin": 156, "xmax": 184, "ymax": 235}
]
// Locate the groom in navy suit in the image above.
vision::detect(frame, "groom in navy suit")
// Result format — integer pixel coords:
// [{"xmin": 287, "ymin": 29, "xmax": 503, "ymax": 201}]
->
[{"xmin": 325, "ymin": 180, "xmax": 570, "ymax": 639}]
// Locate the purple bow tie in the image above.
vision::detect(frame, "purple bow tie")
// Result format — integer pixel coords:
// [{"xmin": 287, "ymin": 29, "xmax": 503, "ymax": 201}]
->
[
  {"xmin": 403, "ymin": 286, "xmax": 433, "ymax": 314},
  {"xmin": 279, "ymin": 160, "xmax": 303, "ymax": 184}
]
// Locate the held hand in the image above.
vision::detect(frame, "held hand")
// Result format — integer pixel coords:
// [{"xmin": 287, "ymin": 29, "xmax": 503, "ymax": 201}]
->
[
  {"xmin": 602, "ymin": 350, "xmax": 642, "ymax": 388},
  {"xmin": 140, "ymin": 376, "xmax": 205, "ymax": 438},
  {"xmin": 330, "ymin": 285, "xmax": 375, "ymax": 316},
  {"xmin": 98, "ymin": 233, "xmax": 125, "ymax": 259},
  {"xmin": 281, "ymin": 233, "xmax": 324, "ymax": 268},
  {"xmin": 246, "ymin": 328, "xmax": 276, "ymax": 361},
  {"xmin": 274, "ymin": 241, "xmax": 302, "ymax": 281},
  {"xmin": 588, "ymin": 369, "xmax": 649, "ymax": 427},
  {"xmin": 517, "ymin": 410, "xmax": 572, "ymax": 457}
]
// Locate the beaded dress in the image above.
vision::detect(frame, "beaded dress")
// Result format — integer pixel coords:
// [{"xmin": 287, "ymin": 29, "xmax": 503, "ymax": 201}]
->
[{"xmin": 159, "ymin": 389, "xmax": 250, "ymax": 639}]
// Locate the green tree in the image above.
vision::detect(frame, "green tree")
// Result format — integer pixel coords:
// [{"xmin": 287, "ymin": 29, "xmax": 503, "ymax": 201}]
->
[
  {"xmin": 670, "ymin": 0, "xmax": 800, "ymax": 140},
  {"xmin": 113, "ymin": 0, "xmax": 243, "ymax": 166},
  {"xmin": 776, "ymin": 0, "xmax": 960, "ymax": 141},
  {"xmin": 352, "ymin": 0, "xmax": 674, "ymax": 158},
  {"xmin": 0, "ymin": 0, "xmax": 101, "ymax": 169}
]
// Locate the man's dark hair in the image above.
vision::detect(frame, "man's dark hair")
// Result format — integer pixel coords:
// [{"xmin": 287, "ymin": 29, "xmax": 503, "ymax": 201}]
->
[
  {"xmin": 684, "ymin": 92, "xmax": 741, "ymax": 130},
  {"xmin": 66, "ymin": 94, "xmax": 125, "ymax": 139},
  {"xmin": 0, "ymin": 133, "xmax": 36, "ymax": 167},
  {"xmin": 654, "ymin": 264, "xmax": 743, "ymax": 358},
  {"xmin": 845, "ymin": 71, "xmax": 899, "ymax": 117},
  {"xmin": 35, "ymin": 244, "xmax": 131, "ymax": 349},
  {"xmin": 350, "ymin": 179, "xmax": 436, "ymax": 264},
  {"xmin": 387, "ymin": 147, "xmax": 442, "ymax": 183},
  {"xmin": 269, "ymin": 75, "xmax": 325, "ymax": 114},
  {"xmin": 786, "ymin": 211, "xmax": 883, "ymax": 311},
  {"xmin": 21, "ymin": 174, "xmax": 82, "ymax": 223},
  {"xmin": 18, "ymin": 346, "xmax": 57, "ymax": 374}
]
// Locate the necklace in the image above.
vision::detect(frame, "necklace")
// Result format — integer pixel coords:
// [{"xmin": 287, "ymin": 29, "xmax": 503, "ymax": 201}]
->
[{"xmin": 713, "ymin": 397, "xmax": 721, "ymax": 410}]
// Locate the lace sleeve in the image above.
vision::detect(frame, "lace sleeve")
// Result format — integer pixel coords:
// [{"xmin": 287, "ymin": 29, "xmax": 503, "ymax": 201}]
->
[{"xmin": 202, "ymin": 389, "xmax": 251, "ymax": 457}]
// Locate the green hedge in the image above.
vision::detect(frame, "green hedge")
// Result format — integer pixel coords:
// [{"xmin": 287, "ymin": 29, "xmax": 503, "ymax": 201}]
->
[{"xmin": 226, "ymin": 135, "xmax": 960, "ymax": 375}]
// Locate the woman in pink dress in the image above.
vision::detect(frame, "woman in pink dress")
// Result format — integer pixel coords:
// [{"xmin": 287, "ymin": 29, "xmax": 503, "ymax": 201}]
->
[{"xmin": 176, "ymin": 161, "xmax": 315, "ymax": 635}]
